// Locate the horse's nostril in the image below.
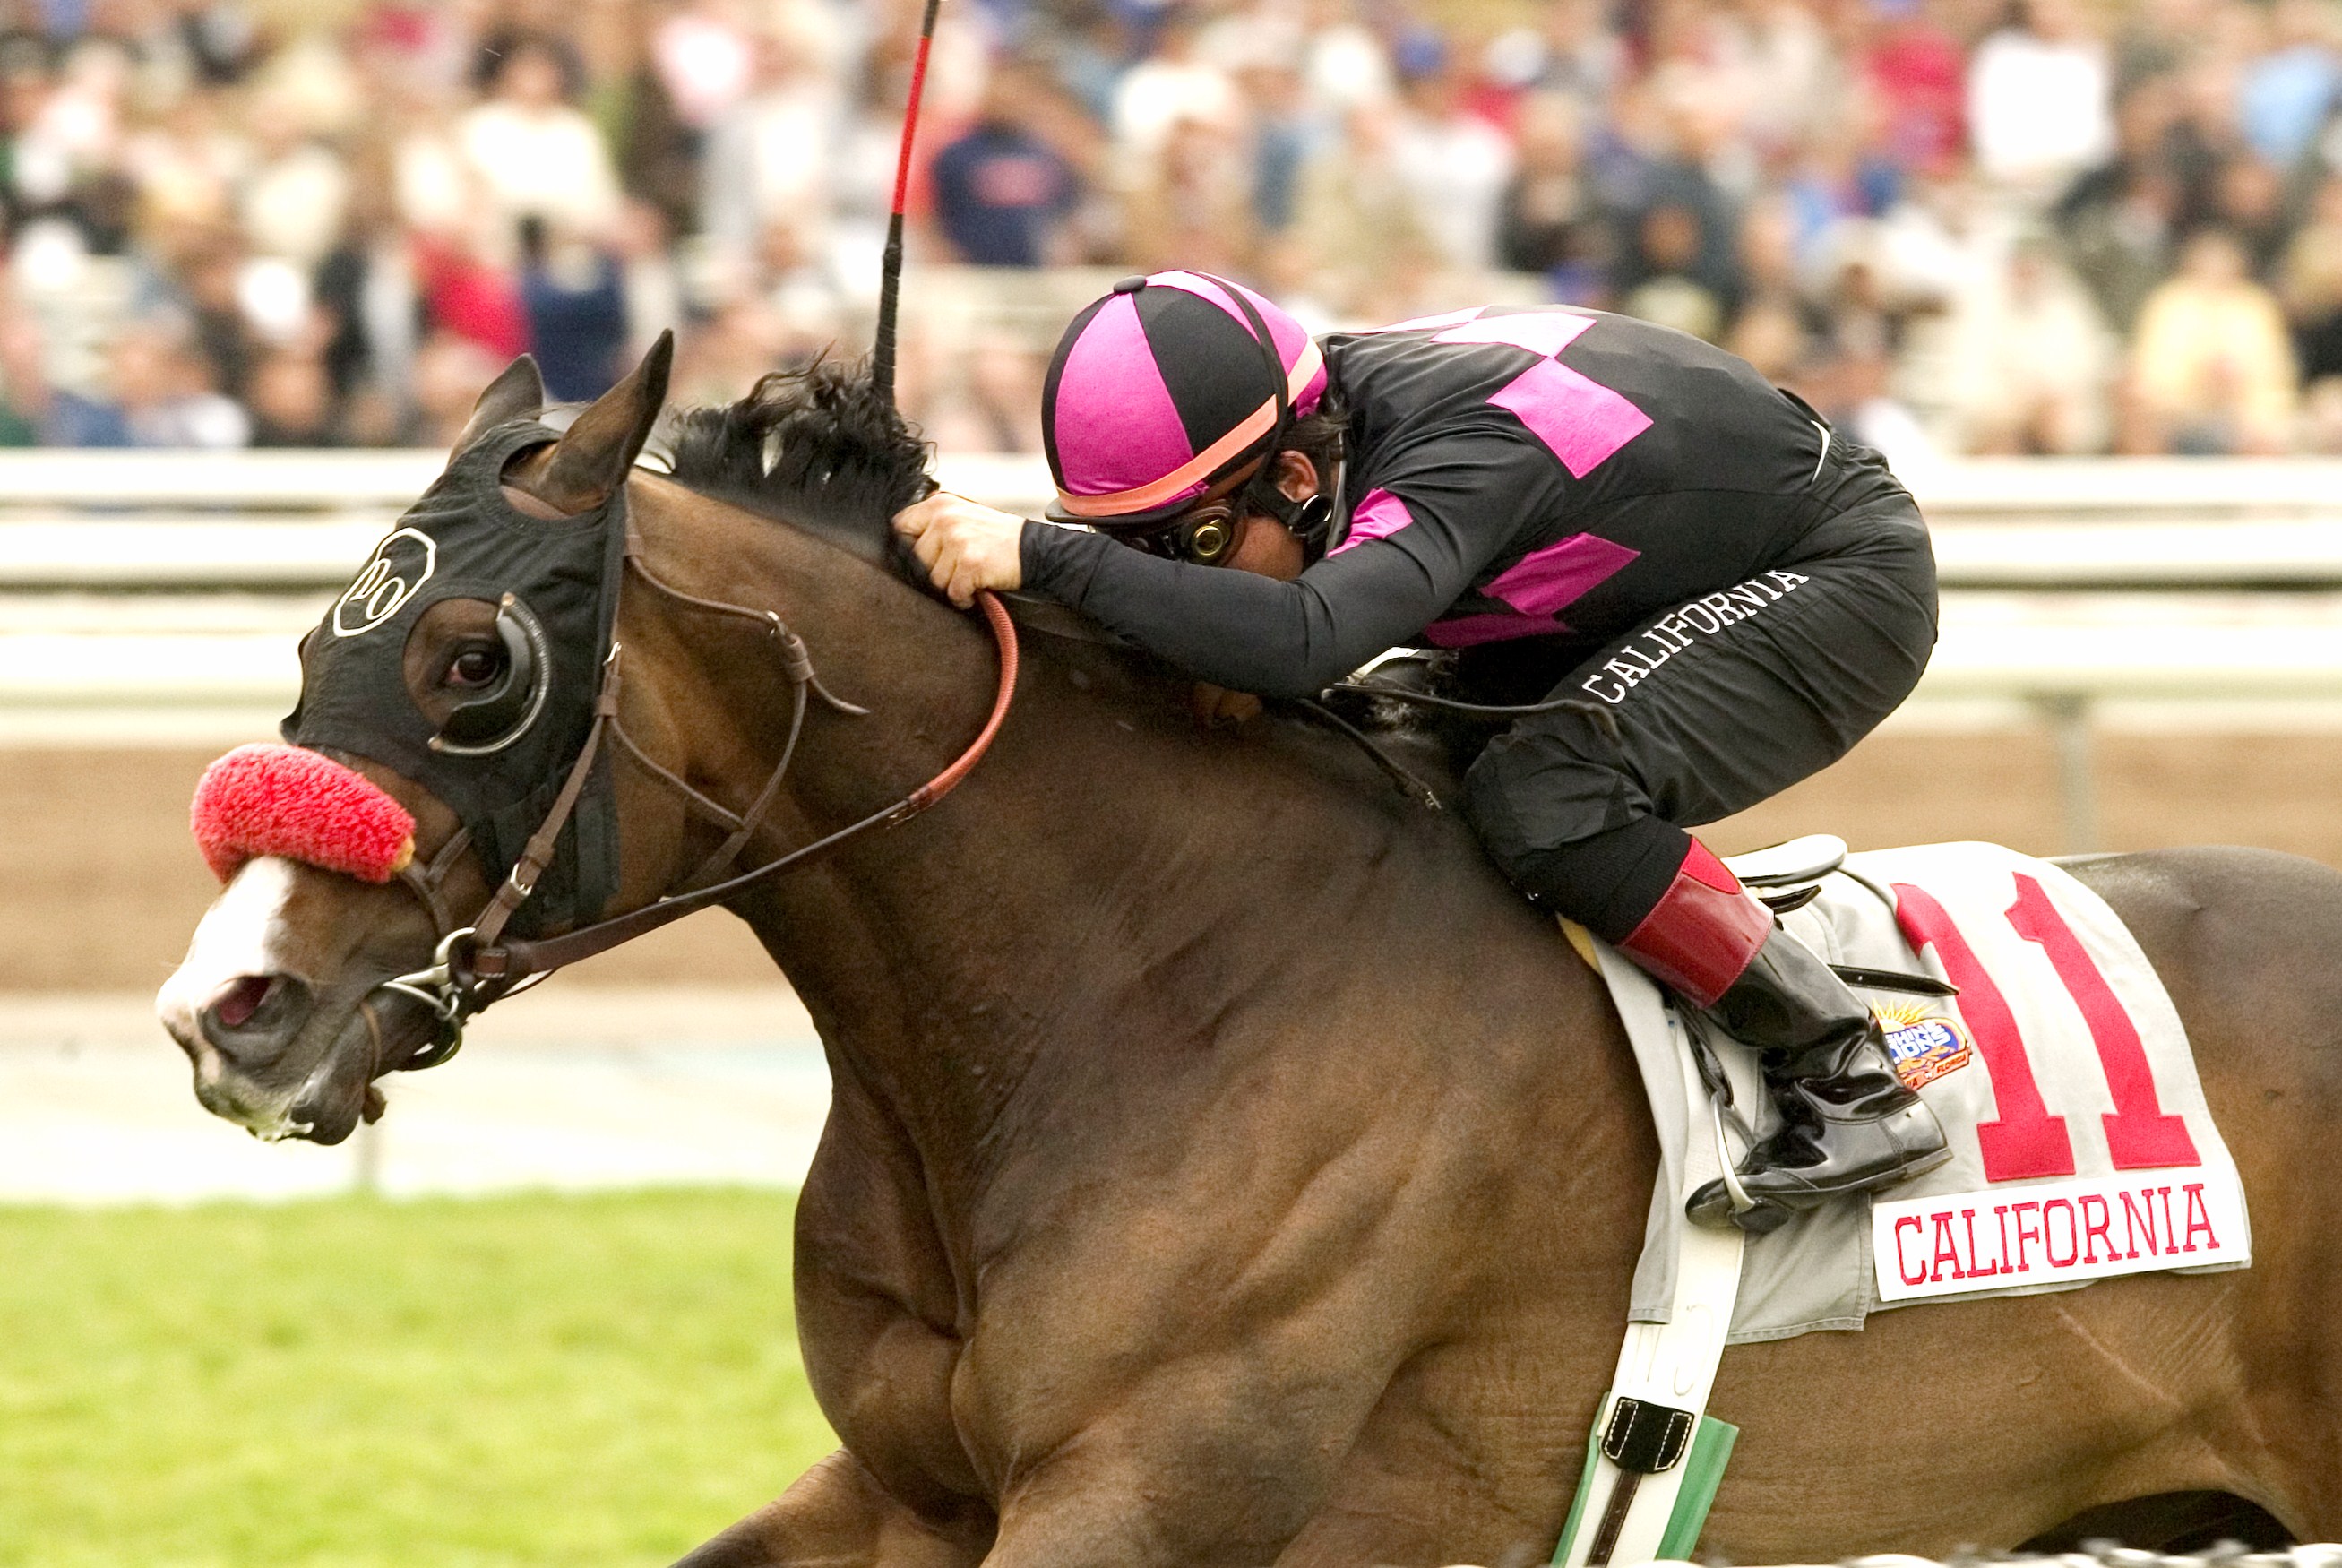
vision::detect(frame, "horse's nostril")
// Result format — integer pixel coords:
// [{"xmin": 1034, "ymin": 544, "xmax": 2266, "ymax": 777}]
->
[
  {"xmin": 199, "ymin": 973, "xmax": 315, "ymax": 1064},
  {"xmin": 212, "ymin": 975, "xmax": 271, "ymax": 1030}
]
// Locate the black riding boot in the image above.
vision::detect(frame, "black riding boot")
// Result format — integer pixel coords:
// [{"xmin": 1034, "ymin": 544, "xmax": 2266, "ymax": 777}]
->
[{"xmin": 1684, "ymin": 927, "xmax": 1950, "ymax": 1233}]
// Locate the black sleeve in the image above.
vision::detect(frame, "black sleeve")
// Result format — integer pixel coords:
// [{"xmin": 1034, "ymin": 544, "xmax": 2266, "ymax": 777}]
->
[{"xmin": 1020, "ymin": 521, "xmax": 1475, "ymax": 698}]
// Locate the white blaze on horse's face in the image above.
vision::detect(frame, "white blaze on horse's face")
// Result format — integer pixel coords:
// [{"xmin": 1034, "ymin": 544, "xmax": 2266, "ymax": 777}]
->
[{"xmin": 156, "ymin": 857, "xmax": 314, "ymax": 1139}]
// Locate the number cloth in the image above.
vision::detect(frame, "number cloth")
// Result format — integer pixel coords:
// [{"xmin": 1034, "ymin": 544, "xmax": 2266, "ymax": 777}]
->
[
  {"xmin": 1605, "ymin": 842, "xmax": 2247, "ymax": 1342},
  {"xmin": 1019, "ymin": 305, "xmax": 1936, "ymax": 941}
]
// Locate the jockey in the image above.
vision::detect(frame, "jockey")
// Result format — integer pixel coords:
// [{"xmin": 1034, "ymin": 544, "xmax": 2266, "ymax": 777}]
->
[{"xmin": 892, "ymin": 270, "xmax": 1949, "ymax": 1232}]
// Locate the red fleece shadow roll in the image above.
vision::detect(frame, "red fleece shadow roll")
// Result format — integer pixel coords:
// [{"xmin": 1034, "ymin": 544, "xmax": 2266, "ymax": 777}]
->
[{"xmin": 191, "ymin": 744, "xmax": 418, "ymax": 884}]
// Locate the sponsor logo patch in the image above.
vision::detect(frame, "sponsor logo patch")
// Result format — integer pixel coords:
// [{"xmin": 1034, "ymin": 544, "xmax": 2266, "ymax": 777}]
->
[{"xmin": 1880, "ymin": 1004, "xmax": 1971, "ymax": 1091}]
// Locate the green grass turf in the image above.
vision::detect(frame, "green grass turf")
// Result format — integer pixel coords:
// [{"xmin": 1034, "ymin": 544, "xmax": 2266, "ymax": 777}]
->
[{"xmin": 0, "ymin": 1189, "xmax": 836, "ymax": 1568}]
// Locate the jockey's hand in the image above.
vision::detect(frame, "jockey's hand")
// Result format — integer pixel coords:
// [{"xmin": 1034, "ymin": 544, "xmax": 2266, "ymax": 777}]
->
[{"xmin": 891, "ymin": 493, "xmax": 1024, "ymax": 607}]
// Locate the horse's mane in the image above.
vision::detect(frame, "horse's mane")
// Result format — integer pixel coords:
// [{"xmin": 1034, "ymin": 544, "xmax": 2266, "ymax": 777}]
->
[
  {"xmin": 657, "ymin": 358, "xmax": 1471, "ymax": 796},
  {"xmin": 659, "ymin": 361, "xmax": 933, "ymax": 571}
]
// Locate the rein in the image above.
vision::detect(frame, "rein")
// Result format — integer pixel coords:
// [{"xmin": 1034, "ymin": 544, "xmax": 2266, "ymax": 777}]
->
[{"xmin": 379, "ymin": 542, "xmax": 1019, "ymax": 1067}]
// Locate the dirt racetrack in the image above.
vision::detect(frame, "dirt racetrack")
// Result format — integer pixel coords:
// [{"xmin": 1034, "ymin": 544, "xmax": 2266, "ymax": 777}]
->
[{"xmin": 4, "ymin": 726, "xmax": 2331, "ymax": 992}]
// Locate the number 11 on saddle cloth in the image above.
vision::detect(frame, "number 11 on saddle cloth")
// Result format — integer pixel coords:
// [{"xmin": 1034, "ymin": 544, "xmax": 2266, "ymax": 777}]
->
[{"xmin": 1551, "ymin": 839, "xmax": 2250, "ymax": 1566}]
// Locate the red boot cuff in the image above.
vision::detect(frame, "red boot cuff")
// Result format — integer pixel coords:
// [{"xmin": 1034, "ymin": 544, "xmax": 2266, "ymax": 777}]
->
[{"xmin": 1616, "ymin": 840, "xmax": 1772, "ymax": 1007}]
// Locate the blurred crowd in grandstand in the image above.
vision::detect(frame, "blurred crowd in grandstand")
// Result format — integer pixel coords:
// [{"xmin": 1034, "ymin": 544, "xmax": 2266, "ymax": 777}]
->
[{"xmin": 4, "ymin": 0, "xmax": 2342, "ymax": 461}]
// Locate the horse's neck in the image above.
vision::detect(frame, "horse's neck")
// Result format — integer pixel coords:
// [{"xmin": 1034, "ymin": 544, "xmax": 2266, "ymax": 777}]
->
[
  {"xmin": 641, "ymin": 484, "xmax": 1572, "ymax": 1249},
  {"xmin": 754, "ymin": 625, "xmax": 1397, "ymax": 1146}
]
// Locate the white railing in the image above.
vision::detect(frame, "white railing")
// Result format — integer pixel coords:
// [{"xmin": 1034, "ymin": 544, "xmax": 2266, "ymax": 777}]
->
[
  {"xmin": 10, "ymin": 452, "xmax": 2342, "ymax": 590},
  {"xmin": 11, "ymin": 452, "xmax": 2342, "ymax": 850}
]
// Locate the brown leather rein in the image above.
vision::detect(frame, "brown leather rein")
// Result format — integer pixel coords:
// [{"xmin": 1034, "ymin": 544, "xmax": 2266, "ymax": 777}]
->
[{"xmin": 376, "ymin": 535, "xmax": 1020, "ymax": 1069}]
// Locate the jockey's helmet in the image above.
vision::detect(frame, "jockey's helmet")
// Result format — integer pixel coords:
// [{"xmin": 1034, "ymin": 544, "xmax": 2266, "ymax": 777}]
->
[{"xmin": 1042, "ymin": 271, "xmax": 1328, "ymax": 538}]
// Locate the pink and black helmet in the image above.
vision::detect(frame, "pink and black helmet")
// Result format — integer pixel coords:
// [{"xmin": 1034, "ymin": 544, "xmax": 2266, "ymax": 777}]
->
[{"xmin": 1042, "ymin": 271, "xmax": 1327, "ymax": 530}]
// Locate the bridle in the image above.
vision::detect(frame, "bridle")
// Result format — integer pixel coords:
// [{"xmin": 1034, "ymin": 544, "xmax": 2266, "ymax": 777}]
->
[{"xmin": 376, "ymin": 523, "xmax": 1019, "ymax": 1069}]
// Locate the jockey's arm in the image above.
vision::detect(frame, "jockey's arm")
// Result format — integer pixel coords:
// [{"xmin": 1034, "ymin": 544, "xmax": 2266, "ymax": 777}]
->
[
  {"xmin": 894, "ymin": 493, "xmax": 1475, "ymax": 700},
  {"xmin": 1020, "ymin": 521, "xmax": 1462, "ymax": 698}
]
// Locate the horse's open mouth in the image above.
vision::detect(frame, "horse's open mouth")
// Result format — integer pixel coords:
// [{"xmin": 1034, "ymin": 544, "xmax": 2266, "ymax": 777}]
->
[{"xmin": 189, "ymin": 1008, "xmax": 392, "ymax": 1146}]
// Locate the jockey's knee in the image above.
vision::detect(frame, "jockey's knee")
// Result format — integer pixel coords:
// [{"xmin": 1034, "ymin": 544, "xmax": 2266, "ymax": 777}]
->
[{"xmin": 1463, "ymin": 736, "xmax": 1693, "ymax": 943}]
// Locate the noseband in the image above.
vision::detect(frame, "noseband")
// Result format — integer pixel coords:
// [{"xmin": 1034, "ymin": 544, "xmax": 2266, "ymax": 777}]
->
[{"xmin": 378, "ymin": 531, "xmax": 1020, "ymax": 1068}]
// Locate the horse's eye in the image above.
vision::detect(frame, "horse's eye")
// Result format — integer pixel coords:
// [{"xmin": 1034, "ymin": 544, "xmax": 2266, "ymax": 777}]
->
[{"xmin": 447, "ymin": 647, "xmax": 504, "ymax": 688}]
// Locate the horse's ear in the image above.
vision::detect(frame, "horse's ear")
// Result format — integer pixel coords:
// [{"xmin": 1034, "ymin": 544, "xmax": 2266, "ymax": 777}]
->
[
  {"xmin": 453, "ymin": 356, "xmax": 546, "ymax": 455},
  {"xmin": 518, "ymin": 331, "xmax": 674, "ymax": 513}
]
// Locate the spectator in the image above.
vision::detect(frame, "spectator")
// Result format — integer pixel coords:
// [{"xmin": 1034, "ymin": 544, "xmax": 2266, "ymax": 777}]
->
[
  {"xmin": 1228, "ymin": 52, "xmax": 1312, "ymax": 241},
  {"xmin": 2057, "ymin": 80, "xmax": 2200, "ymax": 331},
  {"xmin": 1621, "ymin": 204, "xmax": 1726, "ymax": 341},
  {"xmin": 753, "ymin": 220, "xmax": 848, "ymax": 366},
  {"xmin": 651, "ymin": 0, "xmax": 758, "ymax": 136},
  {"xmin": 516, "ymin": 217, "xmax": 627, "ymax": 402},
  {"xmin": 312, "ymin": 174, "xmax": 417, "ymax": 418},
  {"xmin": 1387, "ymin": 39, "xmax": 1516, "ymax": 272},
  {"xmin": 2130, "ymin": 226, "xmax": 2300, "ymax": 453},
  {"xmin": 1293, "ymin": 102, "xmax": 1438, "ymax": 319},
  {"xmin": 1826, "ymin": 322, "xmax": 1937, "ymax": 476},
  {"xmin": 408, "ymin": 327, "xmax": 505, "ymax": 447},
  {"xmin": 1122, "ymin": 113, "xmax": 1255, "ymax": 275},
  {"xmin": 1495, "ymin": 92, "xmax": 1606, "ymax": 297},
  {"xmin": 2278, "ymin": 174, "xmax": 2342, "ymax": 380},
  {"xmin": 1109, "ymin": 7, "xmax": 1238, "ymax": 190},
  {"xmin": 246, "ymin": 349, "xmax": 338, "ymax": 447},
  {"xmin": 0, "ymin": 0, "xmax": 2329, "ymax": 454},
  {"xmin": 1725, "ymin": 297, "xmax": 1810, "ymax": 383},
  {"xmin": 238, "ymin": 92, "xmax": 352, "ymax": 269},
  {"xmin": 1967, "ymin": 0, "xmax": 2116, "ymax": 203},
  {"xmin": 1300, "ymin": 0, "xmax": 1397, "ymax": 118},
  {"xmin": 1864, "ymin": 0, "xmax": 1967, "ymax": 177},
  {"xmin": 1614, "ymin": 141, "xmax": 1744, "ymax": 323},
  {"xmin": 2238, "ymin": 0, "xmax": 2340, "ymax": 169},
  {"xmin": 413, "ymin": 229, "xmax": 528, "ymax": 360},
  {"xmin": 48, "ymin": 323, "xmax": 248, "ymax": 449},
  {"xmin": 456, "ymin": 34, "xmax": 621, "ymax": 252},
  {"xmin": 701, "ymin": 22, "xmax": 844, "ymax": 264},
  {"xmin": 930, "ymin": 62, "xmax": 1081, "ymax": 266},
  {"xmin": 1942, "ymin": 235, "xmax": 2119, "ymax": 454}
]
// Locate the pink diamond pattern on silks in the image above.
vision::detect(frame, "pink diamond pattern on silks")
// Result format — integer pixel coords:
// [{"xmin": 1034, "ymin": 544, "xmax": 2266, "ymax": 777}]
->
[
  {"xmin": 1433, "ymin": 311, "xmax": 1597, "ymax": 358},
  {"xmin": 1486, "ymin": 358, "xmax": 1655, "ymax": 478},
  {"xmin": 1485, "ymin": 532, "xmax": 1641, "ymax": 618},
  {"xmin": 1328, "ymin": 487, "xmax": 1416, "ymax": 556}
]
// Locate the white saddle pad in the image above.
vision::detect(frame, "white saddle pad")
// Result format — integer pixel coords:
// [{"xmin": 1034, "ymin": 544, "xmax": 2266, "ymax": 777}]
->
[{"xmin": 1606, "ymin": 841, "xmax": 2251, "ymax": 1343}]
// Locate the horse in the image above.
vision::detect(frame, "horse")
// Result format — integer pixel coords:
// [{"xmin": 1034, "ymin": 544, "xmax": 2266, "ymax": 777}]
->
[{"xmin": 157, "ymin": 342, "xmax": 2342, "ymax": 1567}]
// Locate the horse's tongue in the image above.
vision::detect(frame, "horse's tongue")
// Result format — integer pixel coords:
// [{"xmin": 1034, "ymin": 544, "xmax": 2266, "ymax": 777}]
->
[{"xmin": 211, "ymin": 974, "xmax": 272, "ymax": 1030}]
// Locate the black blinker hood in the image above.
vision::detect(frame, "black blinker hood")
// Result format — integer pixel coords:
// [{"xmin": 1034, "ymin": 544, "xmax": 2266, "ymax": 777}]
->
[{"xmin": 283, "ymin": 419, "xmax": 626, "ymax": 935}]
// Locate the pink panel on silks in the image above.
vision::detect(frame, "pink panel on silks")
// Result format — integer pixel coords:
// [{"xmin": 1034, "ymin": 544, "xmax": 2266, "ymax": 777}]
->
[
  {"xmin": 1486, "ymin": 358, "xmax": 1654, "ymax": 478},
  {"xmin": 1329, "ymin": 487, "xmax": 1415, "ymax": 556},
  {"xmin": 1423, "ymin": 612, "xmax": 1563, "ymax": 647},
  {"xmin": 1434, "ymin": 311, "xmax": 1597, "ymax": 358},
  {"xmin": 1485, "ymin": 532, "xmax": 1640, "ymax": 617}
]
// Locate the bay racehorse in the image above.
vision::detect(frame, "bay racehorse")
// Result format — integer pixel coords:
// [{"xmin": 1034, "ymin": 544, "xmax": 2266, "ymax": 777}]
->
[{"xmin": 157, "ymin": 342, "xmax": 2342, "ymax": 1566}]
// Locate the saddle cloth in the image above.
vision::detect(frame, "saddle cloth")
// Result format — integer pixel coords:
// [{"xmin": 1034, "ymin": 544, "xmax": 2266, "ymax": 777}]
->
[{"xmin": 1604, "ymin": 840, "xmax": 2252, "ymax": 1343}]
